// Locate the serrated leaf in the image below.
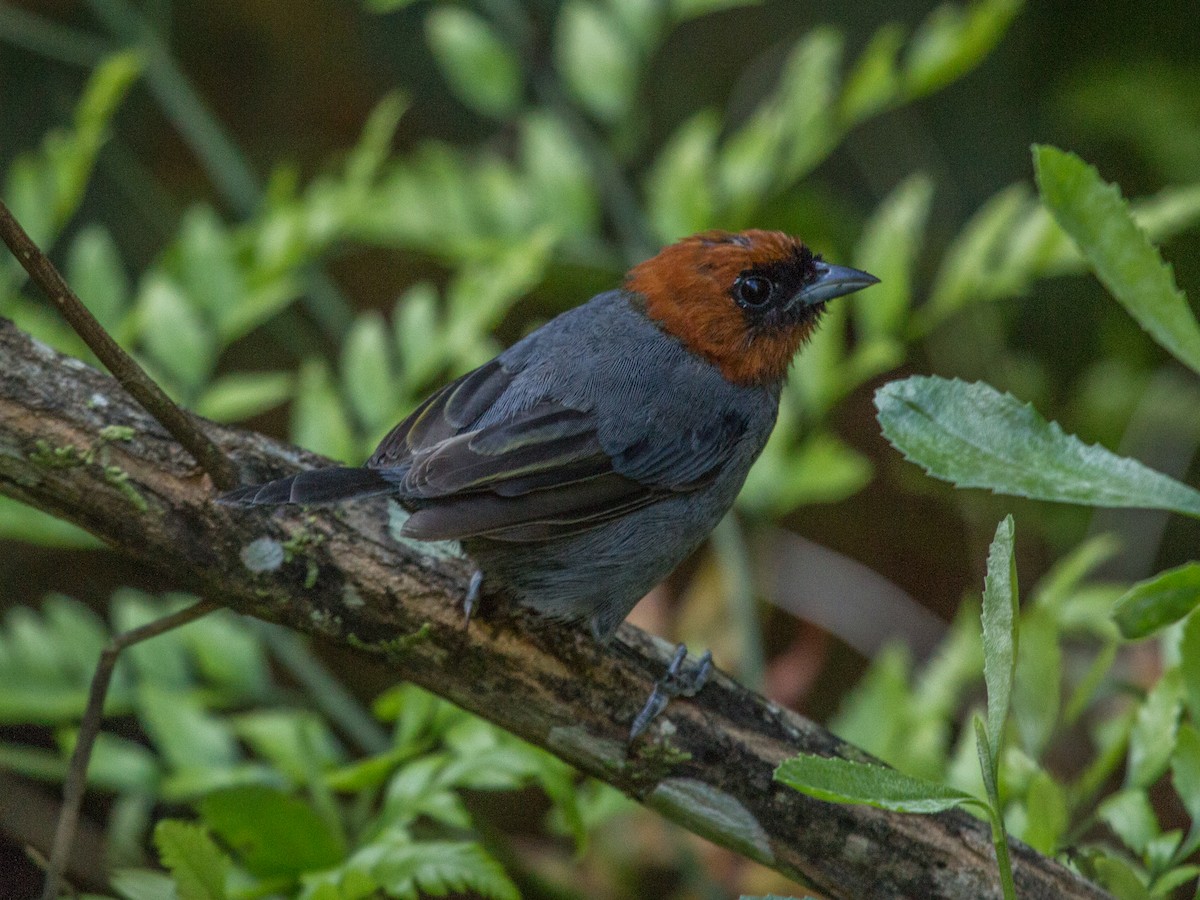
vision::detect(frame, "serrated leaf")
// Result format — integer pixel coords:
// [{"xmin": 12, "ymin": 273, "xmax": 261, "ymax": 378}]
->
[
  {"xmin": 774, "ymin": 754, "xmax": 980, "ymax": 813},
  {"xmin": 556, "ymin": 1, "xmax": 638, "ymax": 122},
  {"xmin": 1112, "ymin": 563, "xmax": 1200, "ymax": 640},
  {"xmin": 1034, "ymin": 145, "xmax": 1200, "ymax": 376},
  {"xmin": 154, "ymin": 820, "xmax": 229, "ymax": 900},
  {"xmin": 875, "ymin": 376, "xmax": 1200, "ymax": 516},
  {"xmin": 426, "ymin": 8, "xmax": 521, "ymax": 117},
  {"xmin": 200, "ymin": 785, "xmax": 345, "ymax": 877}
]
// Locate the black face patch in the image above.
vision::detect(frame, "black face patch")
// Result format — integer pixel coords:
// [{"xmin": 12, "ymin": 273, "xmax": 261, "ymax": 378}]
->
[{"xmin": 728, "ymin": 245, "xmax": 821, "ymax": 331}]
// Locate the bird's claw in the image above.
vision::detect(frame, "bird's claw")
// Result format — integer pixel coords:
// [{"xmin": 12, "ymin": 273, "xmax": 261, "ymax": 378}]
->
[
  {"xmin": 463, "ymin": 569, "xmax": 484, "ymax": 628},
  {"xmin": 629, "ymin": 644, "xmax": 712, "ymax": 739}
]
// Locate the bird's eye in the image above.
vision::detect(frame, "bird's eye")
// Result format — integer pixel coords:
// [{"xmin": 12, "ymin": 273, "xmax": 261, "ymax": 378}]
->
[{"xmin": 734, "ymin": 275, "xmax": 773, "ymax": 308}]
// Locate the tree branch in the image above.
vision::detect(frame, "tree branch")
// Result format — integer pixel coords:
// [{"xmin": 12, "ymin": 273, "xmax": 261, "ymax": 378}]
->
[
  {"xmin": 0, "ymin": 317, "xmax": 1107, "ymax": 900},
  {"xmin": 0, "ymin": 199, "xmax": 238, "ymax": 490}
]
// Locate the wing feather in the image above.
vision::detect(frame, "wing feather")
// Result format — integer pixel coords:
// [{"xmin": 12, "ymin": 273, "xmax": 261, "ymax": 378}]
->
[{"xmin": 365, "ymin": 357, "xmax": 749, "ymax": 542}]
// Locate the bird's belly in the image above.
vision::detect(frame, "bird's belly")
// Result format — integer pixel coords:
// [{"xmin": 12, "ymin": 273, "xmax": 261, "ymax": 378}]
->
[{"xmin": 463, "ymin": 481, "xmax": 738, "ymax": 642}]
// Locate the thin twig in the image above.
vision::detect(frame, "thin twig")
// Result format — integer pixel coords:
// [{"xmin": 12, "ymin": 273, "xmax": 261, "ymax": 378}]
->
[
  {"xmin": 0, "ymin": 200, "xmax": 239, "ymax": 490},
  {"xmin": 40, "ymin": 599, "xmax": 218, "ymax": 900}
]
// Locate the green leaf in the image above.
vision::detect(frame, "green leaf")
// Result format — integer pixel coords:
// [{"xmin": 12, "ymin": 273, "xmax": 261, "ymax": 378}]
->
[
  {"xmin": 1021, "ymin": 770, "xmax": 1067, "ymax": 854},
  {"xmin": 50, "ymin": 51, "xmax": 144, "ymax": 229},
  {"xmin": 1098, "ymin": 789, "xmax": 1159, "ymax": 856},
  {"xmin": 154, "ymin": 820, "xmax": 230, "ymax": 900},
  {"xmin": 134, "ymin": 273, "xmax": 217, "ymax": 393},
  {"xmin": 875, "ymin": 376, "xmax": 1200, "ymax": 517},
  {"xmin": 1012, "ymin": 611, "xmax": 1059, "ymax": 758},
  {"xmin": 669, "ymin": 0, "xmax": 761, "ymax": 21},
  {"xmin": 1033, "ymin": 145, "xmax": 1200, "ymax": 376},
  {"xmin": 111, "ymin": 870, "xmax": 180, "ymax": 900},
  {"xmin": 1088, "ymin": 854, "xmax": 1151, "ymax": 900},
  {"xmin": 1171, "ymin": 725, "xmax": 1200, "ymax": 824},
  {"xmin": 924, "ymin": 184, "xmax": 1030, "ymax": 321},
  {"xmin": 368, "ymin": 839, "xmax": 519, "ymax": 900},
  {"xmin": 854, "ymin": 173, "xmax": 934, "ymax": 340},
  {"xmin": 556, "ymin": 1, "xmax": 639, "ymax": 122},
  {"xmin": 196, "ymin": 372, "xmax": 292, "ymax": 423},
  {"xmin": 200, "ymin": 785, "xmax": 345, "ymax": 877},
  {"xmin": 1112, "ymin": 563, "xmax": 1200, "ymax": 640},
  {"xmin": 0, "ymin": 496, "xmax": 100, "ymax": 548},
  {"xmin": 426, "ymin": 8, "xmax": 521, "ymax": 117},
  {"xmin": 903, "ymin": 0, "xmax": 1022, "ymax": 98},
  {"xmin": 519, "ymin": 112, "xmax": 597, "ymax": 236},
  {"xmin": 739, "ymin": 430, "xmax": 872, "ymax": 517},
  {"xmin": 136, "ymin": 684, "xmax": 239, "ymax": 772},
  {"xmin": 774, "ymin": 754, "xmax": 980, "ymax": 814},
  {"xmin": 1181, "ymin": 614, "xmax": 1200, "ymax": 724},
  {"xmin": 342, "ymin": 312, "xmax": 398, "ymax": 434},
  {"xmin": 68, "ymin": 225, "xmax": 130, "ymax": 333},
  {"xmin": 176, "ymin": 206, "xmax": 242, "ymax": 323},
  {"xmin": 1127, "ymin": 670, "xmax": 1183, "ymax": 789},
  {"xmin": 647, "ymin": 111, "xmax": 720, "ymax": 241},
  {"xmin": 292, "ymin": 359, "xmax": 356, "ymax": 463},
  {"xmin": 839, "ymin": 24, "xmax": 905, "ymax": 124}
]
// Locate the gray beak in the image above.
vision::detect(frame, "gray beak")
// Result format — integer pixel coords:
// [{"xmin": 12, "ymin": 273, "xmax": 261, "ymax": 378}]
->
[{"xmin": 792, "ymin": 261, "xmax": 880, "ymax": 308}]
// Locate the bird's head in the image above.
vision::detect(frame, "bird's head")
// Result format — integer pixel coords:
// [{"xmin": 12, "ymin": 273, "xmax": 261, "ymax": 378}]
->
[{"xmin": 626, "ymin": 230, "xmax": 878, "ymax": 386}]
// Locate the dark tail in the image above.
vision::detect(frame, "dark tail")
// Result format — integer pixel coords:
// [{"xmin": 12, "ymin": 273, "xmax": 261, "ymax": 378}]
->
[{"xmin": 218, "ymin": 466, "xmax": 395, "ymax": 506}]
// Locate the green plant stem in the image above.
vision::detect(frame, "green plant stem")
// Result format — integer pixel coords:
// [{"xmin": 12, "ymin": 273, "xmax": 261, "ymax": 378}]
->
[
  {"xmin": 0, "ymin": 199, "xmax": 239, "ymax": 490},
  {"xmin": 989, "ymin": 807, "xmax": 1018, "ymax": 900},
  {"xmin": 83, "ymin": 0, "xmax": 353, "ymax": 338},
  {"xmin": 0, "ymin": 2, "xmax": 110, "ymax": 67},
  {"xmin": 40, "ymin": 599, "xmax": 218, "ymax": 900},
  {"xmin": 711, "ymin": 514, "xmax": 765, "ymax": 691}
]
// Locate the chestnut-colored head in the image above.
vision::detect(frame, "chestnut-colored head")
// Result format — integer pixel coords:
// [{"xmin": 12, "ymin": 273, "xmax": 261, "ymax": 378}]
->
[{"xmin": 626, "ymin": 230, "xmax": 878, "ymax": 386}]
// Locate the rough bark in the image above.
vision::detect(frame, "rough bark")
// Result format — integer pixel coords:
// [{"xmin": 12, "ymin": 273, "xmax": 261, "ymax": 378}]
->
[{"xmin": 0, "ymin": 318, "xmax": 1108, "ymax": 900}]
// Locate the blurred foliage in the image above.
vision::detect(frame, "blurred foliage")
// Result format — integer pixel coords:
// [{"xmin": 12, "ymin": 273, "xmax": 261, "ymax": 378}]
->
[
  {"xmin": 1, "ymin": 0, "xmax": 1200, "ymax": 896},
  {"xmin": 783, "ymin": 149, "xmax": 1200, "ymax": 897}
]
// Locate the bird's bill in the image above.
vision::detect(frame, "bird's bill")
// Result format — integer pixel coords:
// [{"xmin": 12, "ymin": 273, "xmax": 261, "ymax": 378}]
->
[{"xmin": 791, "ymin": 262, "xmax": 880, "ymax": 308}]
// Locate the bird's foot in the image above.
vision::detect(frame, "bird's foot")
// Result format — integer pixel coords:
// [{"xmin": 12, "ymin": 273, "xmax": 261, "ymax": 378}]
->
[
  {"xmin": 629, "ymin": 644, "xmax": 712, "ymax": 740},
  {"xmin": 462, "ymin": 569, "xmax": 484, "ymax": 628}
]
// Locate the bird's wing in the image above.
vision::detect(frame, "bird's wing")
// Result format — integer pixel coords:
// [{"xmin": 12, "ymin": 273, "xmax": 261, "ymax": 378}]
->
[{"xmin": 368, "ymin": 359, "xmax": 747, "ymax": 542}]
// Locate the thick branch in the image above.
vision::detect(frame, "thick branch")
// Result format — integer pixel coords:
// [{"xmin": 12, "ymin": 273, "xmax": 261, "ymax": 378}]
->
[
  {"xmin": 0, "ymin": 318, "xmax": 1107, "ymax": 900},
  {"xmin": 0, "ymin": 200, "xmax": 238, "ymax": 489}
]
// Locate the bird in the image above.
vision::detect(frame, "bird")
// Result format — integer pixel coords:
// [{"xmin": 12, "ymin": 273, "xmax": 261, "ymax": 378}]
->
[{"xmin": 221, "ymin": 229, "xmax": 877, "ymax": 734}]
